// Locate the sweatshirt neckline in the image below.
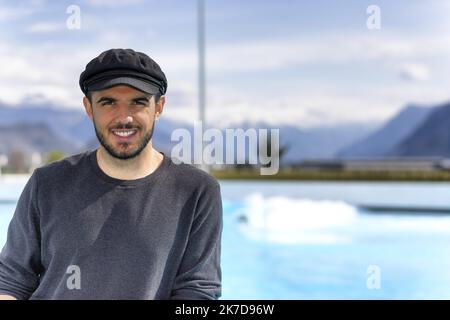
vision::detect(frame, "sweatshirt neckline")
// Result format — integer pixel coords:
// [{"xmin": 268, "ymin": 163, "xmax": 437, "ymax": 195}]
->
[{"xmin": 88, "ymin": 149, "xmax": 170, "ymax": 187}]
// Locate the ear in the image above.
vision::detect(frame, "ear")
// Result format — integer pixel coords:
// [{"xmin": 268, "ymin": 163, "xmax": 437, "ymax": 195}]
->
[
  {"xmin": 155, "ymin": 95, "xmax": 165, "ymax": 119},
  {"xmin": 83, "ymin": 96, "xmax": 93, "ymax": 121}
]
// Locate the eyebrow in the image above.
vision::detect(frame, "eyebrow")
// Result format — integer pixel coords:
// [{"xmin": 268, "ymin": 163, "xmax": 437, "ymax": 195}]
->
[
  {"xmin": 132, "ymin": 96, "xmax": 150, "ymax": 103},
  {"xmin": 96, "ymin": 96, "xmax": 151, "ymax": 104},
  {"xmin": 96, "ymin": 97, "xmax": 116, "ymax": 104}
]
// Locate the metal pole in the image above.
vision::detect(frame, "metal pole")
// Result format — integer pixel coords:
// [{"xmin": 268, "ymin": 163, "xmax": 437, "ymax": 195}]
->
[{"xmin": 198, "ymin": 0, "xmax": 209, "ymax": 172}]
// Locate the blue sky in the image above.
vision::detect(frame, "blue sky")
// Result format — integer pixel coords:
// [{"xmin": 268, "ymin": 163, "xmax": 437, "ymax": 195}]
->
[{"xmin": 1, "ymin": 0, "xmax": 450, "ymax": 128}]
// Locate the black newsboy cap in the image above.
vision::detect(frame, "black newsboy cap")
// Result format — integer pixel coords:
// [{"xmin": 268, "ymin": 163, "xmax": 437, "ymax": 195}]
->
[{"xmin": 79, "ymin": 48, "xmax": 168, "ymax": 96}]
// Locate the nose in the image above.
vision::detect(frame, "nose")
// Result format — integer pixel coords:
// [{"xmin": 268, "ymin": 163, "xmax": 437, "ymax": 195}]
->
[
  {"xmin": 115, "ymin": 105, "xmax": 134, "ymax": 125},
  {"xmin": 123, "ymin": 116, "xmax": 133, "ymax": 124},
  {"xmin": 116, "ymin": 115, "xmax": 133, "ymax": 127}
]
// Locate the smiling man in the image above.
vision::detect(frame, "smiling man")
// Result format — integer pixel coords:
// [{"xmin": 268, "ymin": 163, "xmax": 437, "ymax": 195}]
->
[{"xmin": 0, "ymin": 49, "xmax": 223, "ymax": 300}]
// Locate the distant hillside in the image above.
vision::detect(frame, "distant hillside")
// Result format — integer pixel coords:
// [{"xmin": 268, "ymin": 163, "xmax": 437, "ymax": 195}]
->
[
  {"xmin": 196, "ymin": 121, "xmax": 378, "ymax": 164},
  {"xmin": 278, "ymin": 123, "xmax": 377, "ymax": 162},
  {"xmin": 337, "ymin": 105, "xmax": 433, "ymax": 158},
  {"xmin": 0, "ymin": 122, "xmax": 79, "ymax": 155},
  {"xmin": 387, "ymin": 102, "xmax": 450, "ymax": 157},
  {"xmin": 0, "ymin": 102, "xmax": 93, "ymax": 148}
]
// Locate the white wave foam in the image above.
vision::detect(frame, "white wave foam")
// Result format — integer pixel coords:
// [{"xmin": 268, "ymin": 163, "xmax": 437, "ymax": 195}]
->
[{"xmin": 236, "ymin": 193, "xmax": 358, "ymax": 245}]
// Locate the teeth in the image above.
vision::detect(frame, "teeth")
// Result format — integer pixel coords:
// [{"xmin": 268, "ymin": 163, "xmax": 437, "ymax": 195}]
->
[{"xmin": 113, "ymin": 130, "xmax": 135, "ymax": 137}]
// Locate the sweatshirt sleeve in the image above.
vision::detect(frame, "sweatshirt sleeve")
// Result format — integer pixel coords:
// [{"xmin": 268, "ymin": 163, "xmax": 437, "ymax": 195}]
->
[
  {"xmin": 0, "ymin": 170, "xmax": 43, "ymax": 300},
  {"xmin": 170, "ymin": 180, "xmax": 223, "ymax": 300}
]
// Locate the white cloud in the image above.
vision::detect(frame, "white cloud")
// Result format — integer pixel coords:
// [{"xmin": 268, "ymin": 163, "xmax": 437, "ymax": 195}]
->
[
  {"xmin": 0, "ymin": 83, "xmax": 79, "ymax": 107},
  {"xmin": 0, "ymin": 43, "xmax": 88, "ymax": 107},
  {"xmin": 161, "ymin": 82, "xmax": 450, "ymax": 129},
  {"xmin": 26, "ymin": 22, "xmax": 64, "ymax": 33},
  {"xmin": 83, "ymin": 0, "xmax": 146, "ymax": 7},
  {"xmin": 160, "ymin": 90, "xmax": 367, "ymax": 129},
  {"xmin": 96, "ymin": 30, "xmax": 135, "ymax": 44},
  {"xmin": 0, "ymin": 5, "xmax": 33, "ymax": 20},
  {"xmin": 150, "ymin": 31, "xmax": 450, "ymax": 128},
  {"xmin": 152, "ymin": 32, "xmax": 450, "ymax": 77},
  {"xmin": 398, "ymin": 63, "xmax": 431, "ymax": 82},
  {"xmin": 0, "ymin": 55, "xmax": 43, "ymax": 81}
]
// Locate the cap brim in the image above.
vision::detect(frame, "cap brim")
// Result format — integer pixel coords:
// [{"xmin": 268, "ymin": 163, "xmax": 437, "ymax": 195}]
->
[{"xmin": 88, "ymin": 77, "xmax": 160, "ymax": 95}]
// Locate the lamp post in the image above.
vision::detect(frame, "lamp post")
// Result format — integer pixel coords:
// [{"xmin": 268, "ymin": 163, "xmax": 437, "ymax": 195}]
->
[{"xmin": 198, "ymin": 0, "xmax": 209, "ymax": 172}]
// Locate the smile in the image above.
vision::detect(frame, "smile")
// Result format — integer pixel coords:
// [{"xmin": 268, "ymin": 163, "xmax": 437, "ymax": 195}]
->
[{"xmin": 111, "ymin": 129, "xmax": 138, "ymax": 138}]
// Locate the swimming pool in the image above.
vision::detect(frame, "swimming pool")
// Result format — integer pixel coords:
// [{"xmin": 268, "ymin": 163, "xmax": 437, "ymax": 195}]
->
[{"xmin": 2, "ymin": 177, "xmax": 450, "ymax": 299}]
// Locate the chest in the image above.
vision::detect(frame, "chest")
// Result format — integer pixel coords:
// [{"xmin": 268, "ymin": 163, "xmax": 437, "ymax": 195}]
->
[{"xmin": 40, "ymin": 188, "xmax": 184, "ymax": 264}]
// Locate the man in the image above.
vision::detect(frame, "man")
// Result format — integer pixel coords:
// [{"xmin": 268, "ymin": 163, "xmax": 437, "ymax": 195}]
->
[{"xmin": 0, "ymin": 48, "xmax": 222, "ymax": 300}]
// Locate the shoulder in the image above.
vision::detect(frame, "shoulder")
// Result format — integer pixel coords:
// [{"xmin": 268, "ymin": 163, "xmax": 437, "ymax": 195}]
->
[
  {"xmin": 166, "ymin": 156, "xmax": 221, "ymax": 193},
  {"xmin": 166, "ymin": 158, "xmax": 223, "ymax": 219},
  {"xmin": 33, "ymin": 150, "xmax": 92, "ymax": 182}
]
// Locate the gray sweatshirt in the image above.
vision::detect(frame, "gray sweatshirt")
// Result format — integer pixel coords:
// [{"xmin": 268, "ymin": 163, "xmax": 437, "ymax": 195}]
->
[{"xmin": 0, "ymin": 150, "xmax": 222, "ymax": 300}]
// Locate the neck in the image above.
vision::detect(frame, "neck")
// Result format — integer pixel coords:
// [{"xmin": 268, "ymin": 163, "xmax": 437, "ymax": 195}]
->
[{"xmin": 96, "ymin": 143, "xmax": 164, "ymax": 180}]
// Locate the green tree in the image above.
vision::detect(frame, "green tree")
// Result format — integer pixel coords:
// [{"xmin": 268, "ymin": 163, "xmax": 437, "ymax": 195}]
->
[{"xmin": 45, "ymin": 151, "xmax": 65, "ymax": 164}]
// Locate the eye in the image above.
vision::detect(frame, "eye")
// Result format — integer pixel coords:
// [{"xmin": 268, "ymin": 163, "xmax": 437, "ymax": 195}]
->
[
  {"xmin": 132, "ymin": 100, "xmax": 148, "ymax": 106},
  {"xmin": 101, "ymin": 100, "xmax": 114, "ymax": 106}
]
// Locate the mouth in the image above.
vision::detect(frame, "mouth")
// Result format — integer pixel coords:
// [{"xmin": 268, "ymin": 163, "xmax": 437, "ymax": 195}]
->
[{"xmin": 111, "ymin": 128, "xmax": 138, "ymax": 142}]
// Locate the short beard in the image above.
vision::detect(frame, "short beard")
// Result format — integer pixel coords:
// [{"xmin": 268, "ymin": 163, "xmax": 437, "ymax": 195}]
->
[{"xmin": 94, "ymin": 121, "xmax": 156, "ymax": 160}]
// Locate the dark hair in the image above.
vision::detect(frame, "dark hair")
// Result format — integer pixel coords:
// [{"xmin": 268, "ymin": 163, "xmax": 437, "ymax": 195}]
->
[{"xmin": 86, "ymin": 91, "xmax": 93, "ymax": 104}]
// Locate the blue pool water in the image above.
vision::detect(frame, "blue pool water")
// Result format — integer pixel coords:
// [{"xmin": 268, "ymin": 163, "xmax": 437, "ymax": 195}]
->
[
  {"xmin": 220, "ymin": 196, "xmax": 450, "ymax": 299},
  {"xmin": 2, "ymin": 177, "xmax": 450, "ymax": 299}
]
